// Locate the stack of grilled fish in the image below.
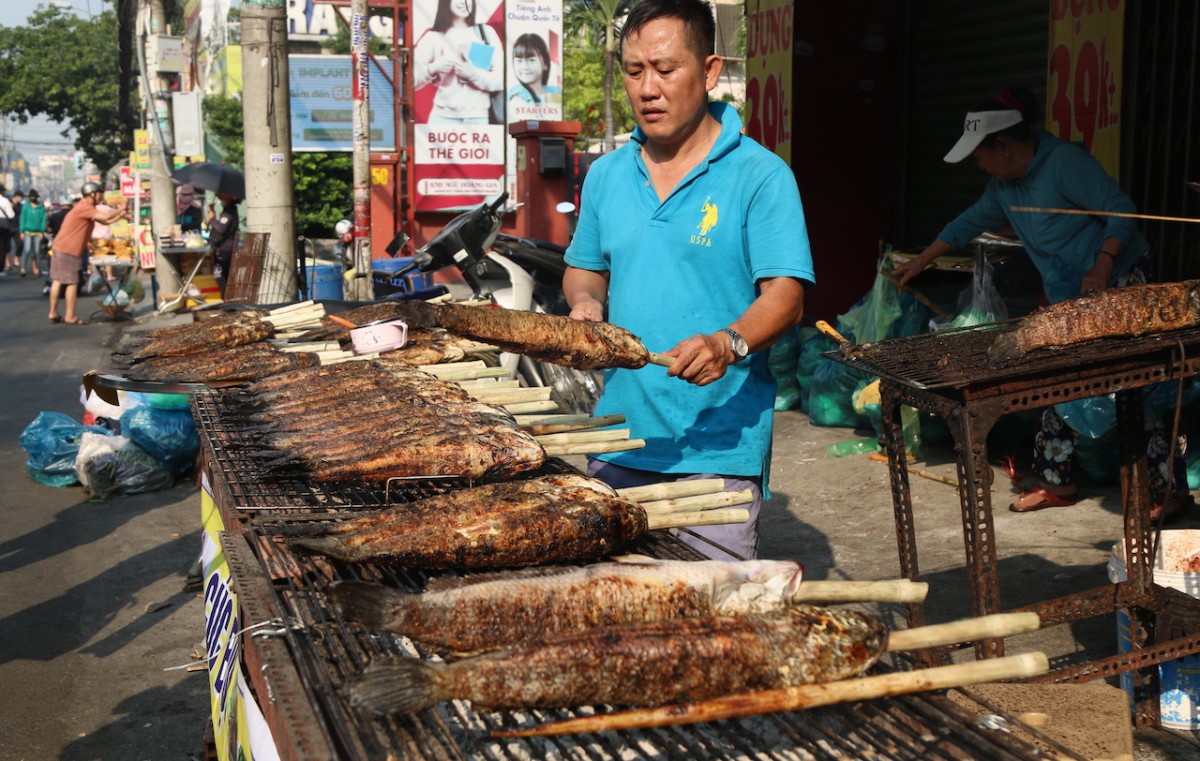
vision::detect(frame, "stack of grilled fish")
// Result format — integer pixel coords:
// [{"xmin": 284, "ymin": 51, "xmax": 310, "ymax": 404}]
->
[
  {"xmin": 237, "ymin": 360, "xmax": 545, "ymax": 482},
  {"xmin": 110, "ymin": 310, "xmax": 320, "ymax": 382},
  {"xmin": 326, "ymin": 554, "xmax": 888, "ymax": 715}
]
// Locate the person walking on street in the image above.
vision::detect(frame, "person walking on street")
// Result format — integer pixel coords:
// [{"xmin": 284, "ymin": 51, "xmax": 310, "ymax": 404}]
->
[
  {"xmin": 563, "ymin": 0, "xmax": 814, "ymax": 560},
  {"xmin": 0, "ymin": 186, "xmax": 15, "ymax": 274},
  {"xmin": 43, "ymin": 201, "xmax": 69, "ymax": 295},
  {"xmin": 48, "ymin": 182, "xmax": 129, "ymax": 325},
  {"xmin": 18, "ymin": 189, "xmax": 47, "ymax": 277}
]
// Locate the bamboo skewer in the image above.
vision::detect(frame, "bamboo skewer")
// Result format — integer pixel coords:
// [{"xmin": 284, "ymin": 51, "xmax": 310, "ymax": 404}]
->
[
  {"xmin": 267, "ymin": 300, "xmax": 316, "ymax": 316},
  {"xmin": 645, "ymin": 507, "xmax": 750, "ymax": 530},
  {"xmin": 616, "ymin": 478, "xmax": 726, "ymax": 503},
  {"xmin": 638, "ymin": 489, "xmax": 753, "ymax": 515},
  {"xmin": 534, "ymin": 428, "xmax": 631, "ymax": 446},
  {"xmin": 647, "ymin": 352, "xmax": 674, "ymax": 367},
  {"xmin": 517, "ymin": 414, "xmax": 627, "ymax": 435},
  {"xmin": 471, "ymin": 387, "xmax": 553, "ymax": 404},
  {"xmin": 886, "ymin": 612, "xmax": 1040, "ymax": 652},
  {"xmin": 505, "ymin": 400, "xmax": 560, "ymax": 415},
  {"xmin": 491, "ymin": 651, "xmax": 1050, "ymax": 738},
  {"xmin": 880, "ymin": 268, "xmax": 950, "ymax": 317},
  {"xmin": 791, "ymin": 579, "xmax": 928, "ymax": 604},
  {"xmin": 1009, "ymin": 205, "xmax": 1200, "ymax": 224},
  {"xmin": 542, "ymin": 438, "xmax": 643, "ymax": 456}
]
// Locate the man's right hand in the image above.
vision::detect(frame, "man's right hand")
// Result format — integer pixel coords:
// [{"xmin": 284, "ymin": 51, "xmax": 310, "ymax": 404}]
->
[{"xmin": 568, "ymin": 297, "xmax": 604, "ymax": 322}]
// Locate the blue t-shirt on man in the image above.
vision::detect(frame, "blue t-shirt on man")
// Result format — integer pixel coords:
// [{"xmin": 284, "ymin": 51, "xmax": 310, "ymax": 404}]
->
[{"xmin": 566, "ymin": 102, "xmax": 815, "ymax": 481}]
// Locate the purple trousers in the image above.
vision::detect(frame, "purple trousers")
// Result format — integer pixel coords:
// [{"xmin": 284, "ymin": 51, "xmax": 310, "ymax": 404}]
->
[{"xmin": 587, "ymin": 459, "xmax": 762, "ymax": 561}]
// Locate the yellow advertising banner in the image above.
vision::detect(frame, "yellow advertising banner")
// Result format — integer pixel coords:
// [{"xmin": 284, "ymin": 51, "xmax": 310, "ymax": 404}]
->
[
  {"xmin": 201, "ymin": 477, "xmax": 242, "ymax": 761},
  {"xmin": 133, "ymin": 129, "xmax": 151, "ymax": 171},
  {"xmin": 1047, "ymin": 0, "xmax": 1125, "ymax": 177},
  {"xmin": 744, "ymin": 0, "xmax": 793, "ymax": 163}
]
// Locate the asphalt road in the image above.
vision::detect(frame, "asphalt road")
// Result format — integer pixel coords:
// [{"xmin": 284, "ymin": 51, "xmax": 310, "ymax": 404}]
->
[{"xmin": 0, "ymin": 272, "xmax": 208, "ymax": 760}]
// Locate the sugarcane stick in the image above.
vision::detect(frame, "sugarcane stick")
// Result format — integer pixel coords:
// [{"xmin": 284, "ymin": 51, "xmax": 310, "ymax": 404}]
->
[
  {"xmin": 542, "ymin": 438, "xmax": 643, "ymax": 456},
  {"xmin": 645, "ymin": 507, "xmax": 750, "ymax": 531},
  {"xmin": 791, "ymin": 579, "xmax": 928, "ymax": 604},
  {"xmin": 616, "ymin": 478, "xmax": 726, "ymax": 503},
  {"xmin": 491, "ymin": 652, "xmax": 1050, "ymax": 738},
  {"xmin": 638, "ymin": 490, "xmax": 753, "ymax": 515},
  {"xmin": 887, "ymin": 612, "xmax": 1040, "ymax": 652},
  {"xmin": 518, "ymin": 414, "xmax": 627, "ymax": 435},
  {"xmin": 535, "ymin": 428, "xmax": 631, "ymax": 446}
]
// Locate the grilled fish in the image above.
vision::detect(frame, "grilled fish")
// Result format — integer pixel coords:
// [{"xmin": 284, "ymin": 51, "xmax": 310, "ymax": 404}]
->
[
  {"xmin": 291, "ymin": 477, "xmax": 645, "ymax": 569},
  {"xmin": 329, "ymin": 554, "xmax": 804, "ymax": 651},
  {"xmin": 122, "ymin": 343, "xmax": 319, "ymax": 382},
  {"xmin": 346, "ymin": 605, "xmax": 887, "ymax": 715},
  {"xmin": 989, "ymin": 280, "xmax": 1200, "ymax": 366},
  {"xmin": 114, "ymin": 310, "xmax": 271, "ymax": 361},
  {"xmin": 430, "ymin": 301, "xmax": 651, "ymax": 370}
]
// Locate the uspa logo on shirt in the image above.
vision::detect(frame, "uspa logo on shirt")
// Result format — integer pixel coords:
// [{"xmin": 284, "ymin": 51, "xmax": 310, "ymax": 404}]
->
[{"xmin": 691, "ymin": 196, "xmax": 718, "ymax": 247}]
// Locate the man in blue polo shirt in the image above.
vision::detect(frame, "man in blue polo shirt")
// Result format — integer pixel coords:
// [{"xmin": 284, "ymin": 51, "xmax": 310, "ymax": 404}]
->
[{"xmin": 563, "ymin": 0, "xmax": 814, "ymax": 559}]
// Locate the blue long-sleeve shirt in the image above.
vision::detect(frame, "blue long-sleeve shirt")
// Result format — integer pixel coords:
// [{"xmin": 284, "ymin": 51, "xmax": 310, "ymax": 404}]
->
[{"xmin": 938, "ymin": 132, "xmax": 1148, "ymax": 303}]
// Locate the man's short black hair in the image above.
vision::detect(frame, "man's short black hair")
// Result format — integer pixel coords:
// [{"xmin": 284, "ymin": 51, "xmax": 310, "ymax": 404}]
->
[{"xmin": 621, "ymin": 0, "xmax": 716, "ymax": 60}]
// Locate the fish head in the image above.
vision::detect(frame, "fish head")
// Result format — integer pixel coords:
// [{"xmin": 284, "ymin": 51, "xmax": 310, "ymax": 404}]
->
[{"xmin": 710, "ymin": 559, "xmax": 805, "ymax": 614}]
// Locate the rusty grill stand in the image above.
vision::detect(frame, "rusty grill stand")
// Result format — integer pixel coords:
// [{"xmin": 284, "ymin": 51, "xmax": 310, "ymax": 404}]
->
[{"xmin": 877, "ymin": 347, "xmax": 1200, "ymax": 729}]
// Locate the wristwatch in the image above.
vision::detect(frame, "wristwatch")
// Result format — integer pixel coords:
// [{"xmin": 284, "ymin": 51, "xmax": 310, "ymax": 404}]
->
[{"xmin": 722, "ymin": 328, "xmax": 749, "ymax": 362}]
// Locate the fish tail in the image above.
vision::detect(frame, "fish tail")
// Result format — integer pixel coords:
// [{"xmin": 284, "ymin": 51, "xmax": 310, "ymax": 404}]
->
[
  {"xmin": 987, "ymin": 331, "xmax": 1024, "ymax": 367},
  {"xmin": 347, "ymin": 656, "xmax": 445, "ymax": 715},
  {"xmin": 290, "ymin": 535, "xmax": 356, "ymax": 561},
  {"xmin": 328, "ymin": 581, "xmax": 411, "ymax": 631}
]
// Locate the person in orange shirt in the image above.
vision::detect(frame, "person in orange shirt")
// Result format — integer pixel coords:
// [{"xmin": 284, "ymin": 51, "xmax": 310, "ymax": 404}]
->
[{"xmin": 48, "ymin": 182, "xmax": 129, "ymax": 325}]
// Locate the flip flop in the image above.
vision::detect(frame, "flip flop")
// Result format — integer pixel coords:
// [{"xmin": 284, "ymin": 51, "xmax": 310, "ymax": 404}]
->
[
  {"xmin": 62, "ymin": 318, "xmax": 89, "ymax": 326},
  {"xmin": 48, "ymin": 315, "xmax": 62, "ymax": 323},
  {"xmin": 1150, "ymin": 491, "xmax": 1195, "ymax": 523},
  {"xmin": 1009, "ymin": 486, "xmax": 1078, "ymax": 512}
]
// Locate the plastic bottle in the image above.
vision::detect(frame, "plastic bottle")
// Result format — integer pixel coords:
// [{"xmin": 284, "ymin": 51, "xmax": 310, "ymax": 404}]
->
[{"xmin": 825, "ymin": 438, "xmax": 880, "ymax": 458}]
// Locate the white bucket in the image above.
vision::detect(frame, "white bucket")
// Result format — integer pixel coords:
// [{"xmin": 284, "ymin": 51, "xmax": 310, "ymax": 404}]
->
[{"xmin": 1106, "ymin": 529, "xmax": 1200, "ymax": 730}]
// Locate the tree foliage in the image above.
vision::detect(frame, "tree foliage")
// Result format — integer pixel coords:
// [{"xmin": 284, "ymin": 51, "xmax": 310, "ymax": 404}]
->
[
  {"xmin": 203, "ymin": 93, "xmax": 351, "ymax": 237},
  {"xmin": 0, "ymin": 7, "xmax": 134, "ymax": 171},
  {"xmin": 563, "ymin": 43, "xmax": 634, "ymax": 144},
  {"xmin": 565, "ymin": 0, "xmax": 637, "ymax": 150}
]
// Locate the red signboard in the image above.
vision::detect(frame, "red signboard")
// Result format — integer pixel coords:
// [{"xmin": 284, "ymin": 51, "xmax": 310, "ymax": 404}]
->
[{"xmin": 119, "ymin": 166, "xmax": 150, "ymax": 198}]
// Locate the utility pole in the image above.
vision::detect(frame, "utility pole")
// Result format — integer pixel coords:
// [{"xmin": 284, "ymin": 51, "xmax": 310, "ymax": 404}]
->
[
  {"xmin": 347, "ymin": 0, "xmax": 374, "ymax": 300},
  {"xmin": 241, "ymin": 0, "xmax": 297, "ymax": 302},
  {"xmin": 142, "ymin": 0, "xmax": 181, "ymax": 302}
]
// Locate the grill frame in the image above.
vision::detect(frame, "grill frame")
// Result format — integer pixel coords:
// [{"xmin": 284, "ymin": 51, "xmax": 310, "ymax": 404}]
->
[
  {"xmin": 837, "ymin": 323, "xmax": 1200, "ymax": 729},
  {"xmin": 195, "ymin": 390, "xmax": 1063, "ymax": 760}
]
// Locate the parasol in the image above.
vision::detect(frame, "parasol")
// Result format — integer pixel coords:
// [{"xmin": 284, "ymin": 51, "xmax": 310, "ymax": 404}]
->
[{"xmin": 170, "ymin": 162, "xmax": 245, "ymax": 199}]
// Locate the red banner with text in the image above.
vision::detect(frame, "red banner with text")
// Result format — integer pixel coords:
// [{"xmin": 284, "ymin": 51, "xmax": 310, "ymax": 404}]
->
[
  {"xmin": 1047, "ymin": 0, "xmax": 1125, "ymax": 177},
  {"xmin": 744, "ymin": 0, "xmax": 793, "ymax": 163}
]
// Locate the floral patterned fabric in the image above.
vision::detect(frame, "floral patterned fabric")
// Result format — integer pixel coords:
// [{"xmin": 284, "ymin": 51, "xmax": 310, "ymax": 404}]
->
[{"xmin": 1031, "ymin": 253, "xmax": 1187, "ymax": 493}]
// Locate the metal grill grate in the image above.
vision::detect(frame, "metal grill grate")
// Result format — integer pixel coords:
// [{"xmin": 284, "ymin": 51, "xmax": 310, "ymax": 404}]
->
[
  {"xmin": 829, "ymin": 321, "xmax": 1200, "ymax": 390},
  {"xmin": 238, "ymin": 521, "xmax": 1056, "ymax": 761}
]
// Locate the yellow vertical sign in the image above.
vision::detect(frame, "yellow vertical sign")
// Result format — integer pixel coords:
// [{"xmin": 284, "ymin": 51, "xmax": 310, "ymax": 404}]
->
[
  {"xmin": 1046, "ymin": 1, "xmax": 1125, "ymax": 177},
  {"xmin": 133, "ymin": 129, "xmax": 151, "ymax": 171},
  {"xmin": 744, "ymin": 0, "xmax": 793, "ymax": 163}
]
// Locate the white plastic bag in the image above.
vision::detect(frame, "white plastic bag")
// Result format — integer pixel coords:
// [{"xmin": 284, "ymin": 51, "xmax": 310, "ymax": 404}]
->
[{"xmin": 75, "ymin": 432, "xmax": 174, "ymax": 499}]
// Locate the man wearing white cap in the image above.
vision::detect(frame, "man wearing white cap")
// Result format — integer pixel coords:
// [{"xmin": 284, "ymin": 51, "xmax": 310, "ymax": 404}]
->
[{"xmin": 893, "ymin": 86, "xmax": 1189, "ymax": 521}]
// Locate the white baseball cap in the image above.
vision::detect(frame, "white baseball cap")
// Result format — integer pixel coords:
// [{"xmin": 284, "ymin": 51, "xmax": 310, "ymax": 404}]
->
[{"xmin": 943, "ymin": 109, "xmax": 1024, "ymax": 163}]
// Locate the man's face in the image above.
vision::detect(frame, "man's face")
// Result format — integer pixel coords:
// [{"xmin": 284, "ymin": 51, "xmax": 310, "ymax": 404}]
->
[{"xmin": 622, "ymin": 18, "xmax": 721, "ymax": 150}]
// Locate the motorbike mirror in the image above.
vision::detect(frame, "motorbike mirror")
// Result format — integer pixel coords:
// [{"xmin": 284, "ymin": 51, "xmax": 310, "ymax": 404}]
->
[
  {"xmin": 385, "ymin": 229, "xmax": 410, "ymax": 257},
  {"xmin": 555, "ymin": 201, "xmax": 576, "ymax": 214}
]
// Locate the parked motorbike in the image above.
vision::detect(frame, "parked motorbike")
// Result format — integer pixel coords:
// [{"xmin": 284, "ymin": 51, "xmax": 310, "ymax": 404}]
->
[{"xmin": 379, "ymin": 193, "xmax": 600, "ymax": 415}]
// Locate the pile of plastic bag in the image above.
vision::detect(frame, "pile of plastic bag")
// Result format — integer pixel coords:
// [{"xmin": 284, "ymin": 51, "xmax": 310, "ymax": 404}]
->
[{"xmin": 20, "ymin": 390, "xmax": 198, "ymax": 498}]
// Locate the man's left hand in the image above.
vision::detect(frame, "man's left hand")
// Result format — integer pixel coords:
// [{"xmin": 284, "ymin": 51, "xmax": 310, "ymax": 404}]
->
[
  {"xmin": 663, "ymin": 332, "xmax": 733, "ymax": 386},
  {"xmin": 1080, "ymin": 260, "xmax": 1113, "ymax": 296}
]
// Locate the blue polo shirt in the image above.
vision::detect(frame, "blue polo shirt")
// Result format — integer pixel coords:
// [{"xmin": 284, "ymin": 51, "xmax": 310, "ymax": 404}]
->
[{"xmin": 566, "ymin": 102, "xmax": 814, "ymax": 479}]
